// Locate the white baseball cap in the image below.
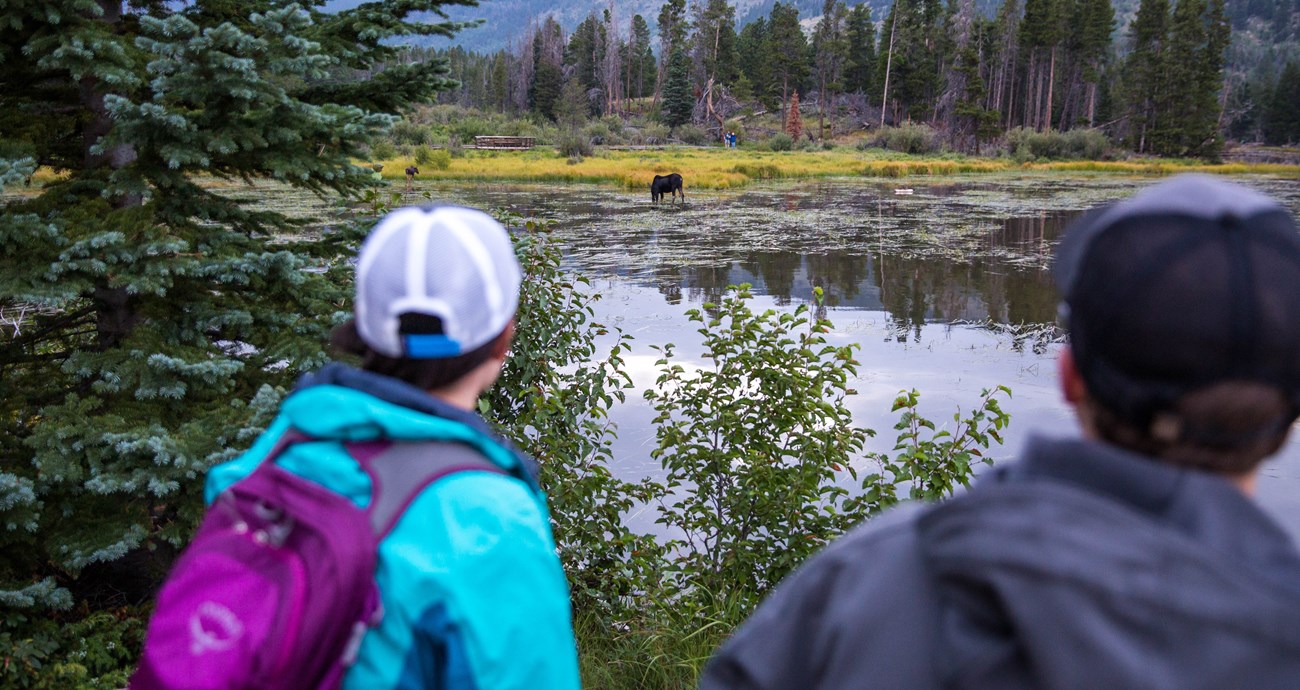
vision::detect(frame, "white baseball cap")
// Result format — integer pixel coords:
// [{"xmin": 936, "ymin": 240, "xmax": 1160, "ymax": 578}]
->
[{"xmin": 354, "ymin": 206, "xmax": 522, "ymax": 359}]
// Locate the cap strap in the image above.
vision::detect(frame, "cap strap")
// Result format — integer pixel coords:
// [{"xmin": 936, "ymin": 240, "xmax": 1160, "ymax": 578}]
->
[{"xmin": 404, "ymin": 334, "xmax": 462, "ymax": 358}]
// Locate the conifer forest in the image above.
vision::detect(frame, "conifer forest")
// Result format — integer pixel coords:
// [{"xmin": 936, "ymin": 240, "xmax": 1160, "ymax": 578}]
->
[
  {"xmin": 1, "ymin": 0, "xmax": 1297, "ymax": 687},
  {"xmin": 422, "ymin": 0, "xmax": 1299, "ymax": 155}
]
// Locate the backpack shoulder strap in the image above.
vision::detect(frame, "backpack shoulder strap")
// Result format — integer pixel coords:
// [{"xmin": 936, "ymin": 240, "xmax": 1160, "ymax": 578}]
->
[{"xmin": 352, "ymin": 441, "xmax": 506, "ymax": 539}]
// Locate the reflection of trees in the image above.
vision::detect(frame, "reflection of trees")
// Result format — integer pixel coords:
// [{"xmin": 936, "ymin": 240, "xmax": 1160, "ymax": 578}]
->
[
  {"xmin": 684, "ymin": 264, "xmax": 733, "ymax": 309},
  {"xmin": 983, "ymin": 212, "xmax": 1077, "ymax": 263},
  {"xmin": 805, "ymin": 253, "xmax": 870, "ymax": 307},
  {"xmin": 874, "ymin": 253, "xmax": 1056, "ymax": 342},
  {"xmin": 741, "ymin": 252, "xmax": 800, "ymax": 305}
]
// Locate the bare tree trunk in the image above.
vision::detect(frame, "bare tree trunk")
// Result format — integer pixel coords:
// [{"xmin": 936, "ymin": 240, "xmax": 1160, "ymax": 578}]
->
[
  {"xmin": 1043, "ymin": 46, "xmax": 1056, "ymax": 131},
  {"xmin": 880, "ymin": 7, "xmax": 898, "ymax": 127},
  {"xmin": 1087, "ymin": 79, "xmax": 1097, "ymax": 127}
]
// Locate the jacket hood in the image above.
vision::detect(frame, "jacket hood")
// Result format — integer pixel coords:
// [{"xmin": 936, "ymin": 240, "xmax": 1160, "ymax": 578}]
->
[{"xmin": 917, "ymin": 436, "xmax": 1300, "ymax": 689}]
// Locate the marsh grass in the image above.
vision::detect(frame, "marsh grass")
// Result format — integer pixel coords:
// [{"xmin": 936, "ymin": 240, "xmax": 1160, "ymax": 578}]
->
[
  {"xmin": 575, "ymin": 592, "xmax": 748, "ymax": 690},
  {"xmin": 364, "ymin": 148, "xmax": 1300, "ymax": 191}
]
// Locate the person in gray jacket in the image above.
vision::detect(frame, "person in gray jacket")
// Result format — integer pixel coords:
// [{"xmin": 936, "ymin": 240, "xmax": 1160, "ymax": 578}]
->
[{"xmin": 699, "ymin": 174, "xmax": 1300, "ymax": 690}]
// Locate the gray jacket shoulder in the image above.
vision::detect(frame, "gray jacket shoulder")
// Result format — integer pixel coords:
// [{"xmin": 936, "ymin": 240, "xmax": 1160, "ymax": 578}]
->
[{"xmin": 700, "ymin": 503, "xmax": 940, "ymax": 690}]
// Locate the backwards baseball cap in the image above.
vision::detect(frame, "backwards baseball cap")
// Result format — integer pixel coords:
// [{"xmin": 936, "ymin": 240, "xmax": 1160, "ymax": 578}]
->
[
  {"xmin": 354, "ymin": 205, "xmax": 521, "ymax": 359},
  {"xmin": 1053, "ymin": 174, "xmax": 1300, "ymax": 430}
]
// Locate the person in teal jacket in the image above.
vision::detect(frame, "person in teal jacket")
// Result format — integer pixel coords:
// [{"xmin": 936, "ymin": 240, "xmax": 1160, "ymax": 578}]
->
[{"xmin": 206, "ymin": 205, "xmax": 580, "ymax": 689}]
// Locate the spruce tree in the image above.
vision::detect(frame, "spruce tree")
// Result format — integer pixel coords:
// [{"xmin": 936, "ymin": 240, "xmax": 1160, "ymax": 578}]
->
[
  {"xmin": 1123, "ymin": 0, "xmax": 1171, "ymax": 152},
  {"xmin": 768, "ymin": 2, "xmax": 811, "ymax": 123},
  {"xmin": 737, "ymin": 18, "xmax": 774, "ymax": 107},
  {"xmin": 1264, "ymin": 61, "xmax": 1300, "ymax": 144},
  {"xmin": 662, "ymin": 48, "xmax": 696, "ymax": 127},
  {"xmin": 845, "ymin": 4, "xmax": 878, "ymax": 98},
  {"xmin": 0, "ymin": 0, "xmax": 467, "ymax": 670}
]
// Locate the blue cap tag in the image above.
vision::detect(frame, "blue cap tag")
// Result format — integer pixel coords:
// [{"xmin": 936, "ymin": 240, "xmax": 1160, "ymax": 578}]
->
[{"xmin": 404, "ymin": 334, "xmax": 462, "ymax": 358}]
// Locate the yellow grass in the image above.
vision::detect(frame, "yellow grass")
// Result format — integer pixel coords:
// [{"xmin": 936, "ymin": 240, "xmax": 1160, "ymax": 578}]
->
[
  {"xmin": 368, "ymin": 148, "xmax": 1300, "ymax": 190},
  {"xmin": 10, "ymin": 151, "xmax": 1295, "ymax": 198}
]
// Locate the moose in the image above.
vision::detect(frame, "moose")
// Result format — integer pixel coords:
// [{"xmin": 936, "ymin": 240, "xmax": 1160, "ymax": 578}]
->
[
  {"xmin": 405, "ymin": 165, "xmax": 419, "ymax": 191},
  {"xmin": 651, "ymin": 173, "xmax": 684, "ymax": 205}
]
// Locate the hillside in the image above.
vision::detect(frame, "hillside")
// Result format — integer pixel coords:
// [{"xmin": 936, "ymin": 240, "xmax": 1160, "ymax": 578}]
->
[{"xmin": 328, "ymin": 0, "xmax": 1297, "ymax": 70}]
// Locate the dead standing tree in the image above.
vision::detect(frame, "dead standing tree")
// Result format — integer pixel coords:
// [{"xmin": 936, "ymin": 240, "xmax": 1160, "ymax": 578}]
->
[{"xmin": 693, "ymin": 77, "xmax": 741, "ymax": 139}]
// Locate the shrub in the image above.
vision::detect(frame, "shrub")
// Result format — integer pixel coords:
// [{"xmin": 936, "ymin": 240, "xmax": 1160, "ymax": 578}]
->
[
  {"xmin": 583, "ymin": 122, "xmax": 613, "ymax": 146},
  {"xmin": 645, "ymin": 285, "xmax": 1011, "ymax": 607},
  {"xmin": 1065, "ymin": 128, "xmax": 1110, "ymax": 160},
  {"xmin": 766, "ymin": 133, "xmax": 794, "ymax": 151},
  {"xmin": 446, "ymin": 135, "xmax": 465, "ymax": 158},
  {"xmin": 675, "ymin": 124, "xmax": 710, "ymax": 146},
  {"xmin": 555, "ymin": 130, "xmax": 593, "ymax": 158},
  {"xmin": 414, "ymin": 148, "xmax": 451, "ymax": 170},
  {"xmin": 389, "ymin": 120, "xmax": 429, "ymax": 146},
  {"xmin": 1005, "ymin": 127, "xmax": 1112, "ymax": 161},
  {"xmin": 484, "ymin": 214, "xmax": 662, "ymax": 618},
  {"xmin": 869, "ymin": 122, "xmax": 942, "ymax": 154},
  {"xmin": 599, "ymin": 114, "xmax": 625, "ymax": 138},
  {"xmin": 452, "ymin": 116, "xmax": 495, "ymax": 143},
  {"xmin": 638, "ymin": 123, "xmax": 671, "ymax": 145},
  {"xmin": 369, "ymin": 140, "xmax": 397, "ymax": 160}
]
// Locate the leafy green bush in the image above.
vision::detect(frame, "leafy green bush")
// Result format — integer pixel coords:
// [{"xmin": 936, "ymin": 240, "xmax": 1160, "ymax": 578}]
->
[
  {"xmin": 1005, "ymin": 127, "xmax": 1111, "ymax": 161},
  {"xmin": 865, "ymin": 122, "xmax": 942, "ymax": 154},
  {"xmin": 645, "ymin": 286, "xmax": 1011, "ymax": 609},
  {"xmin": 414, "ymin": 147, "xmax": 451, "ymax": 170},
  {"xmin": 389, "ymin": 120, "xmax": 429, "ymax": 146},
  {"xmin": 485, "ymin": 215, "xmax": 663, "ymax": 618},
  {"xmin": 369, "ymin": 140, "xmax": 398, "ymax": 160},
  {"xmin": 583, "ymin": 122, "xmax": 614, "ymax": 145},
  {"xmin": 765, "ymin": 132, "xmax": 794, "ymax": 151},
  {"xmin": 645, "ymin": 286, "xmax": 868, "ymax": 603},
  {"xmin": 555, "ymin": 130, "xmax": 594, "ymax": 158},
  {"xmin": 675, "ymin": 125, "xmax": 710, "ymax": 146},
  {"xmin": 1, "ymin": 608, "xmax": 146, "ymax": 690},
  {"xmin": 636, "ymin": 123, "xmax": 671, "ymax": 145}
]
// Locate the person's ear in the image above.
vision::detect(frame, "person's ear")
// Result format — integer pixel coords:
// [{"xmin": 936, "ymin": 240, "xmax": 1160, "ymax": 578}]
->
[
  {"xmin": 489, "ymin": 320, "xmax": 515, "ymax": 362},
  {"xmin": 1058, "ymin": 346, "xmax": 1088, "ymax": 407}
]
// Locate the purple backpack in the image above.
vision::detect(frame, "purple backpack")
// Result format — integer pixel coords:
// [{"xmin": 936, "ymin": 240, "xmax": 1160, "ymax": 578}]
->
[{"xmin": 130, "ymin": 433, "xmax": 501, "ymax": 690}]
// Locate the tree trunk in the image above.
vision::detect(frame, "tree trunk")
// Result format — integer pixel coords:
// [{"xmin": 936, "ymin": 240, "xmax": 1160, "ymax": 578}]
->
[
  {"xmin": 881, "ymin": 8, "xmax": 898, "ymax": 127},
  {"xmin": 1043, "ymin": 46, "xmax": 1056, "ymax": 131},
  {"xmin": 85, "ymin": 1, "xmax": 141, "ymax": 349}
]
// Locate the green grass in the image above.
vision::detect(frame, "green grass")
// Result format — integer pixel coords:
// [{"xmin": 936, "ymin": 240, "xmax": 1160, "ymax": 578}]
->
[{"xmin": 574, "ymin": 591, "xmax": 751, "ymax": 690}]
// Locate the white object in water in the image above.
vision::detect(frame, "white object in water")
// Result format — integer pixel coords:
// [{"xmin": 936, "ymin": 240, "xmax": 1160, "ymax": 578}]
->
[{"xmin": 894, "ymin": 188, "xmax": 914, "ymax": 195}]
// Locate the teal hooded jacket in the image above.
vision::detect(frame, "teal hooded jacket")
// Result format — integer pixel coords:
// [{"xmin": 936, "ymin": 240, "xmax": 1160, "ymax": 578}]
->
[{"xmin": 206, "ymin": 364, "xmax": 580, "ymax": 689}]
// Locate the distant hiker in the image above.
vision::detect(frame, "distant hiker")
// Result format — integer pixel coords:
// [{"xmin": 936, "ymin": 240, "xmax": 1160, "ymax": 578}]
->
[
  {"xmin": 701, "ymin": 175, "xmax": 1300, "ymax": 689},
  {"xmin": 133, "ymin": 206, "xmax": 580, "ymax": 690},
  {"xmin": 404, "ymin": 165, "xmax": 419, "ymax": 191},
  {"xmin": 651, "ymin": 173, "xmax": 684, "ymax": 205}
]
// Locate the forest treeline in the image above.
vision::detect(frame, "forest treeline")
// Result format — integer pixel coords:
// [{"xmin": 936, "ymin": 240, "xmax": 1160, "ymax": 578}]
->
[{"xmin": 410, "ymin": 0, "xmax": 1300, "ymax": 157}]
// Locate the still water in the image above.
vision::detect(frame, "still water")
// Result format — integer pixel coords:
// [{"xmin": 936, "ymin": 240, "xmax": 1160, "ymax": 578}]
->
[{"xmin": 422, "ymin": 173, "xmax": 1300, "ymax": 535}]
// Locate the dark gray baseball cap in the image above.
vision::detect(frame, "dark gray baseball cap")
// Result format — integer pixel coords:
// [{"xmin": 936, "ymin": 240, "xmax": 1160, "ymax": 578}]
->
[{"xmin": 1053, "ymin": 174, "xmax": 1300, "ymax": 430}]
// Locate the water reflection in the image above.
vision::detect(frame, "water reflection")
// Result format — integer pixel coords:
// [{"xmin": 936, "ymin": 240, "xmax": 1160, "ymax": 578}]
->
[{"xmin": 435, "ymin": 179, "xmax": 1106, "ymax": 340}]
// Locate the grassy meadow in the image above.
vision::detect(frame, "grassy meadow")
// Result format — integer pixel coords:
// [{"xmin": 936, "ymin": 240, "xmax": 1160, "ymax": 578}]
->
[{"xmin": 369, "ymin": 146, "xmax": 1300, "ymax": 191}]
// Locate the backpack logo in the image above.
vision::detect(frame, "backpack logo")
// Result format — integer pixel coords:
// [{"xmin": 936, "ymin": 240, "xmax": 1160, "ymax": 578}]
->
[{"xmin": 189, "ymin": 601, "xmax": 244, "ymax": 655}]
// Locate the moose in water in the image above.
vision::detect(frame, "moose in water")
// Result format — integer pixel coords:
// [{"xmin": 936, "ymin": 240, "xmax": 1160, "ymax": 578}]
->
[
  {"xmin": 405, "ymin": 165, "xmax": 419, "ymax": 191},
  {"xmin": 651, "ymin": 173, "xmax": 684, "ymax": 205}
]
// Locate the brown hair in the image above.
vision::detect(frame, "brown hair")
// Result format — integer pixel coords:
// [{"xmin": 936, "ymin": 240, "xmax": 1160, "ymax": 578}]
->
[
  {"xmin": 1091, "ymin": 381, "xmax": 1297, "ymax": 476},
  {"xmin": 330, "ymin": 315, "xmax": 510, "ymax": 392}
]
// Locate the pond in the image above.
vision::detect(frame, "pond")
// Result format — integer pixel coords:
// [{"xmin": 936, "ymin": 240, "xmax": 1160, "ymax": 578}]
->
[{"xmin": 404, "ymin": 173, "xmax": 1300, "ymax": 535}]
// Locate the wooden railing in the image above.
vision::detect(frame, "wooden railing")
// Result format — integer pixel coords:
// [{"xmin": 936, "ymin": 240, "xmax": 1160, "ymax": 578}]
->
[{"xmin": 472, "ymin": 136, "xmax": 536, "ymax": 150}]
